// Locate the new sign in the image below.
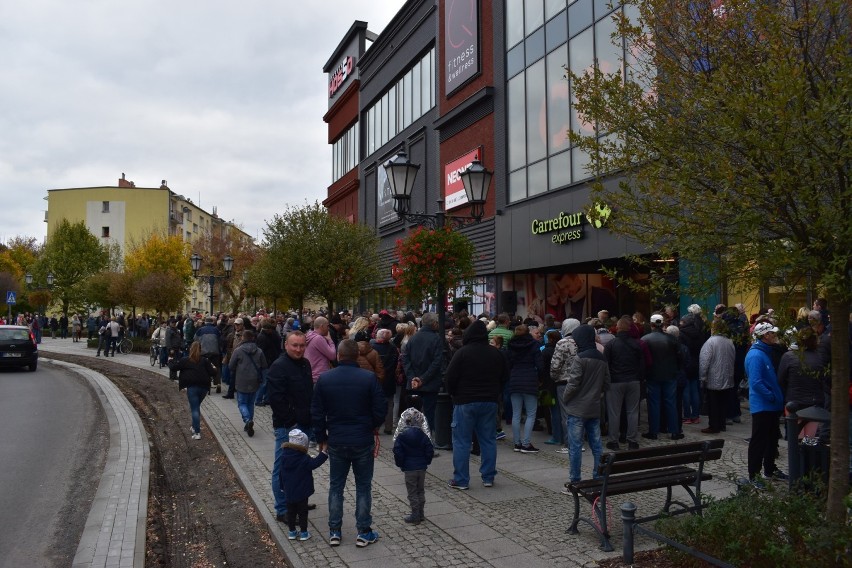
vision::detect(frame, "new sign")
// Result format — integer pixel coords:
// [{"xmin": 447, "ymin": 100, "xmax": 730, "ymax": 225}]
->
[{"xmin": 444, "ymin": 148, "xmax": 481, "ymax": 210}]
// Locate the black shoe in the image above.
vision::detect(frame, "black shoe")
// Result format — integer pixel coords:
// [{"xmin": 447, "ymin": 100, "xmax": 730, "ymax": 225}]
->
[
  {"xmin": 641, "ymin": 432, "xmax": 658, "ymax": 440},
  {"xmin": 222, "ymin": 394, "xmax": 234, "ymax": 399},
  {"xmin": 606, "ymin": 441, "xmax": 620, "ymax": 451},
  {"xmin": 216, "ymin": 385, "xmax": 222, "ymax": 393},
  {"xmin": 628, "ymin": 441, "xmax": 640, "ymax": 450},
  {"xmin": 275, "ymin": 514, "xmax": 286, "ymax": 522},
  {"xmin": 404, "ymin": 513, "xmax": 421, "ymax": 524},
  {"xmin": 618, "ymin": 435, "xmax": 627, "ymax": 444},
  {"xmin": 255, "ymin": 401, "xmax": 268, "ymax": 407},
  {"xmin": 671, "ymin": 433, "xmax": 685, "ymax": 440},
  {"xmin": 246, "ymin": 420, "xmax": 254, "ymax": 437},
  {"xmin": 307, "ymin": 503, "xmax": 316, "ymax": 511}
]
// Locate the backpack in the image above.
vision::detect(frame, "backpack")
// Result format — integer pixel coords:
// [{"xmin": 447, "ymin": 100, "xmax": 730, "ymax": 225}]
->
[{"xmin": 199, "ymin": 330, "xmax": 219, "ymax": 355}]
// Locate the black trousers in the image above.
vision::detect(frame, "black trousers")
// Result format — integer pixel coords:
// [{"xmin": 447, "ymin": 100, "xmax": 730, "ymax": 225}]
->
[
  {"xmin": 286, "ymin": 499, "xmax": 309, "ymax": 532},
  {"xmin": 707, "ymin": 389, "xmax": 727, "ymax": 432},
  {"xmin": 748, "ymin": 410, "xmax": 781, "ymax": 478}
]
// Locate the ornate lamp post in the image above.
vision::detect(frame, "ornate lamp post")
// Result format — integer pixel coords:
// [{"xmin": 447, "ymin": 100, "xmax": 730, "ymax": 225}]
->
[
  {"xmin": 25, "ymin": 272, "xmax": 55, "ymax": 315},
  {"xmin": 190, "ymin": 254, "xmax": 233, "ymax": 316},
  {"xmin": 383, "ymin": 144, "xmax": 492, "ymax": 331}
]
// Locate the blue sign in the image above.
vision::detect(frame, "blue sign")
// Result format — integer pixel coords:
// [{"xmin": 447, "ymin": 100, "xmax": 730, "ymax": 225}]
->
[{"xmin": 6, "ymin": 291, "xmax": 16, "ymax": 305}]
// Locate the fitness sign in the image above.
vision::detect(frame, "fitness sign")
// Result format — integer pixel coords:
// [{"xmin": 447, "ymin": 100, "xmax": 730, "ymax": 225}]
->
[{"xmin": 531, "ymin": 202, "xmax": 612, "ymax": 245}]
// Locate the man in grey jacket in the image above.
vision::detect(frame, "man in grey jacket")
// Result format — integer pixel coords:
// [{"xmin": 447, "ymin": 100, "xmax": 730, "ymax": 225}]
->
[
  {"xmin": 562, "ymin": 325, "xmax": 610, "ymax": 486},
  {"xmin": 228, "ymin": 329, "xmax": 268, "ymax": 437},
  {"xmin": 699, "ymin": 319, "xmax": 735, "ymax": 434}
]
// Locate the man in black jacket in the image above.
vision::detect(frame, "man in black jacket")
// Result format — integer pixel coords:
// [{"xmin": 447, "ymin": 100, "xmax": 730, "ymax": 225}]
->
[
  {"xmin": 603, "ymin": 316, "xmax": 645, "ymax": 450},
  {"xmin": 267, "ymin": 330, "xmax": 313, "ymax": 523},
  {"xmin": 403, "ymin": 312, "xmax": 446, "ymax": 433},
  {"xmin": 255, "ymin": 318, "xmax": 283, "ymax": 406},
  {"xmin": 445, "ymin": 320, "xmax": 509, "ymax": 489}
]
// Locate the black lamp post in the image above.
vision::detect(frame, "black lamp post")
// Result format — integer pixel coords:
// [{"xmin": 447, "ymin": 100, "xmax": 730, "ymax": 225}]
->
[
  {"xmin": 383, "ymin": 144, "xmax": 492, "ymax": 332},
  {"xmin": 190, "ymin": 254, "xmax": 233, "ymax": 316},
  {"xmin": 25, "ymin": 272, "xmax": 55, "ymax": 315}
]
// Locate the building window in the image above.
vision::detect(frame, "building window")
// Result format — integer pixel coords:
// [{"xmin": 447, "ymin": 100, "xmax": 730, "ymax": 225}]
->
[
  {"xmin": 102, "ymin": 201, "xmax": 109, "ymax": 213},
  {"xmin": 102, "ymin": 226, "xmax": 110, "ymax": 238},
  {"xmin": 331, "ymin": 122, "xmax": 360, "ymax": 183},
  {"xmin": 506, "ymin": 1, "xmax": 628, "ymax": 202},
  {"xmin": 186, "ymin": 231, "xmax": 191, "ymax": 241},
  {"xmin": 193, "ymin": 223, "xmax": 198, "ymax": 233},
  {"xmin": 364, "ymin": 47, "xmax": 436, "ymax": 158}
]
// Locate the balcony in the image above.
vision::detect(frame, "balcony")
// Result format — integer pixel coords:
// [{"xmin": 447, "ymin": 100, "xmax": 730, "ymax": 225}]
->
[{"xmin": 169, "ymin": 210, "xmax": 184, "ymax": 224}]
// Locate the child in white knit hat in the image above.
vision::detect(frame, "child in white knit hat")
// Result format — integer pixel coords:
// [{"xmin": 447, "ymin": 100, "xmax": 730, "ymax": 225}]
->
[
  {"xmin": 278, "ymin": 428, "xmax": 328, "ymax": 541},
  {"xmin": 392, "ymin": 398, "xmax": 434, "ymax": 524}
]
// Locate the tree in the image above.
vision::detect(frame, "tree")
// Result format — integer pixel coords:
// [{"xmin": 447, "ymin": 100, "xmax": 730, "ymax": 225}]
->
[
  {"xmin": 262, "ymin": 202, "xmax": 380, "ymax": 313},
  {"xmin": 39, "ymin": 219, "xmax": 109, "ymax": 318},
  {"xmin": 570, "ymin": 0, "xmax": 850, "ymax": 519},
  {"xmin": 124, "ymin": 232, "xmax": 193, "ymax": 285},
  {"xmin": 393, "ymin": 226, "xmax": 476, "ymax": 305},
  {"xmin": 135, "ymin": 272, "xmax": 185, "ymax": 318},
  {"xmin": 191, "ymin": 228, "xmax": 259, "ymax": 313}
]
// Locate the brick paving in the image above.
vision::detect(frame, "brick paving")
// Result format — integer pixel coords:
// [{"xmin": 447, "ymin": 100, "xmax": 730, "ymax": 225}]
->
[{"xmin": 40, "ymin": 340, "xmax": 782, "ymax": 567}]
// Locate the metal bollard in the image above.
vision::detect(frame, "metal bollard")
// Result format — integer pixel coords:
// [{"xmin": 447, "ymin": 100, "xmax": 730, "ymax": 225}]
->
[{"xmin": 621, "ymin": 501, "xmax": 637, "ymax": 564}]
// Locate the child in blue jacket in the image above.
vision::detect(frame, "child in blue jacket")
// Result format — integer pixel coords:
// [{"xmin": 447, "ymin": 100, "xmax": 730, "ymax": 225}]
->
[
  {"xmin": 392, "ymin": 403, "xmax": 434, "ymax": 524},
  {"xmin": 278, "ymin": 428, "xmax": 327, "ymax": 540}
]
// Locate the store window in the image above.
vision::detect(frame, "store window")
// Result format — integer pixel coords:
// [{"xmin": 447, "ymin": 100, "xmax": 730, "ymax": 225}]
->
[
  {"xmin": 506, "ymin": 1, "xmax": 629, "ymax": 202},
  {"xmin": 332, "ymin": 122, "xmax": 359, "ymax": 183}
]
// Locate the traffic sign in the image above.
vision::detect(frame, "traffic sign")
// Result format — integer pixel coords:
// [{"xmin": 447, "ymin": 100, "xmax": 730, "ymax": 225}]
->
[{"xmin": 6, "ymin": 291, "xmax": 16, "ymax": 305}]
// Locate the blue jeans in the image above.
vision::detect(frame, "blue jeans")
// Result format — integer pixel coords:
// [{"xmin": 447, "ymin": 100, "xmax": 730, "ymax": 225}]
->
[
  {"xmin": 510, "ymin": 393, "xmax": 537, "ymax": 446},
  {"xmin": 566, "ymin": 415, "xmax": 603, "ymax": 483},
  {"xmin": 682, "ymin": 378, "xmax": 700, "ymax": 419},
  {"xmin": 550, "ymin": 404, "xmax": 564, "ymax": 443},
  {"xmin": 220, "ymin": 363, "xmax": 231, "ymax": 386},
  {"xmin": 273, "ymin": 425, "xmax": 306, "ymax": 516},
  {"xmin": 646, "ymin": 380, "xmax": 680, "ymax": 435},
  {"xmin": 159, "ymin": 345, "xmax": 168, "ymax": 367},
  {"xmin": 255, "ymin": 369, "xmax": 268, "ymax": 404},
  {"xmin": 328, "ymin": 444, "xmax": 375, "ymax": 533},
  {"xmin": 186, "ymin": 385, "xmax": 208, "ymax": 434},
  {"xmin": 451, "ymin": 402, "xmax": 498, "ymax": 486},
  {"xmin": 236, "ymin": 391, "xmax": 256, "ymax": 424}
]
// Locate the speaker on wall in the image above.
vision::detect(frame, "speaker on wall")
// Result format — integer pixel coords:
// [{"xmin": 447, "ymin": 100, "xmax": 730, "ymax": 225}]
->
[{"xmin": 501, "ymin": 291, "xmax": 517, "ymax": 314}]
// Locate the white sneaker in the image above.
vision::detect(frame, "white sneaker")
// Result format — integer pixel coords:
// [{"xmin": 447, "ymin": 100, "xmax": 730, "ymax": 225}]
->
[
  {"xmin": 556, "ymin": 447, "xmax": 570, "ymax": 453},
  {"xmin": 192, "ymin": 432, "xmax": 201, "ymax": 440}
]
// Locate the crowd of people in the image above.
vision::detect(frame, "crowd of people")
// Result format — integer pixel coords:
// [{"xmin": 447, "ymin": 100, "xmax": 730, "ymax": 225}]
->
[{"xmin": 9, "ymin": 296, "xmax": 848, "ymax": 545}]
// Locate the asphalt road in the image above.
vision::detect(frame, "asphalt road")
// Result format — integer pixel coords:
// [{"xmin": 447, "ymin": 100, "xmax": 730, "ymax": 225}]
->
[{"xmin": 0, "ymin": 362, "xmax": 108, "ymax": 568}]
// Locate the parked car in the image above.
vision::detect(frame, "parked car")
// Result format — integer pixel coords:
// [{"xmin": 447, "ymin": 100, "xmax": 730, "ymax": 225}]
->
[{"xmin": 0, "ymin": 325, "xmax": 38, "ymax": 371}]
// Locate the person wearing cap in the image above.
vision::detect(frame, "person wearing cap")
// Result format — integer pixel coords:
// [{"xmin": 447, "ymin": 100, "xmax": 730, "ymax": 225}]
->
[
  {"xmin": 276, "ymin": 428, "xmax": 327, "ymax": 541},
  {"xmin": 744, "ymin": 322, "xmax": 787, "ymax": 486},
  {"xmin": 641, "ymin": 313, "xmax": 684, "ymax": 440}
]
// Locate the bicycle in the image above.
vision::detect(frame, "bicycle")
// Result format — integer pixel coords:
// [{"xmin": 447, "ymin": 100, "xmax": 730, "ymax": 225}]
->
[
  {"xmin": 118, "ymin": 336, "xmax": 133, "ymax": 355},
  {"xmin": 149, "ymin": 344, "xmax": 160, "ymax": 366}
]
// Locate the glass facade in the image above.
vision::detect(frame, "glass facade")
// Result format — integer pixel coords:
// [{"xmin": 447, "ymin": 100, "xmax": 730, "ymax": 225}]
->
[
  {"xmin": 332, "ymin": 122, "xmax": 359, "ymax": 183},
  {"xmin": 365, "ymin": 48, "xmax": 436, "ymax": 158},
  {"xmin": 506, "ymin": 0, "xmax": 626, "ymax": 202}
]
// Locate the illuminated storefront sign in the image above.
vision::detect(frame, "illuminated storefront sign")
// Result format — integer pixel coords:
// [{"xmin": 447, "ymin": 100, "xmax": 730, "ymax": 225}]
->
[
  {"xmin": 329, "ymin": 55, "xmax": 355, "ymax": 98},
  {"xmin": 531, "ymin": 203, "xmax": 611, "ymax": 245}
]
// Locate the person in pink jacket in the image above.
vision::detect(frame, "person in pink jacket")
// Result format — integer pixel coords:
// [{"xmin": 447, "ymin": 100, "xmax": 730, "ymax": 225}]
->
[{"xmin": 305, "ymin": 316, "xmax": 337, "ymax": 383}]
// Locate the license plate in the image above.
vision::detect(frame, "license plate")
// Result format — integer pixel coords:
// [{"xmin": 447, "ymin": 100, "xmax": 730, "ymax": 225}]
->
[{"xmin": 2, "ymin": 352, "xmax": 23, "ymax": 357}]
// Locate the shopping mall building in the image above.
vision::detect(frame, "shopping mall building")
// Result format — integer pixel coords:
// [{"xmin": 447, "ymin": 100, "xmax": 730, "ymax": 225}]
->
[{"xmin": 322, "ymin": 0, "xmax": 742, "ymax": 320}]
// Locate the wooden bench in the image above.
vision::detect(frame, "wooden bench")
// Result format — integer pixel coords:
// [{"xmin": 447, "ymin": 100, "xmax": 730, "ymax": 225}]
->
[{"xmin": 565, "ymin": 439, "xmax": 724, "ymax": 551}]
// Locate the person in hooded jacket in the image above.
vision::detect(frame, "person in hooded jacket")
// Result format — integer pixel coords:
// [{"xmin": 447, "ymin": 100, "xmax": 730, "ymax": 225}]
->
[
  {"xmin": 446, "ymin": 320, "xmax": 509, "ymax": 489},
  {"xmin": 392, "ymin": 405, "xmax": 434, "ymax": 523},
  {"xmin": 550, "ymin": 318, "xmax": 582, "ymax": 452},
  {"xmin": 562, "ymin": 324, "xmax": 610, "ymax": 485},
  {"xmin": 506, "ymin": 324, "xmax": 543, "ymax": 453},
  {"xmin": 228, "ymin": 329, "xmax": 268, "ymax": 438}
]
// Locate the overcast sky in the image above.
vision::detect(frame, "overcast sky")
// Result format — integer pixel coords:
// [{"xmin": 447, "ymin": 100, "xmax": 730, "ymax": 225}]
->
[{"xmin": 0, "ymin": 0, "xmax": 401, "ymax": 245}]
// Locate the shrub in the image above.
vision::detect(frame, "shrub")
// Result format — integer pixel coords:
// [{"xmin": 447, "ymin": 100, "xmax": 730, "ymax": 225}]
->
[{"xmin": 657, "ymin": 482, "xmax": 852, "ymax": 567}]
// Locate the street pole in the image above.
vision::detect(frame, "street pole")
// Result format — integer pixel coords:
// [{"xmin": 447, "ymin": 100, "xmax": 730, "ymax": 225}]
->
[{"xmin": 209, "ymin": 274, "xmax": 215, "ymax": 316}]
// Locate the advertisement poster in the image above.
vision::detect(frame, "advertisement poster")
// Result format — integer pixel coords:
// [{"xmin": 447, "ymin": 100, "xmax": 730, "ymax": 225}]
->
[
  {"xmin": 445, "ymin": 0, "xmax": 480, "ymax": 94},
  {"xmin": 497, "ymin": 272, "xmax": 617, "ymax": 323},
  {"xmin": 444, "ymin": 148, "xmax": 480, "ymax": 210},
  {"xmin": 377, "ymin": 163, "xmax": 397, "ymax": 226}
]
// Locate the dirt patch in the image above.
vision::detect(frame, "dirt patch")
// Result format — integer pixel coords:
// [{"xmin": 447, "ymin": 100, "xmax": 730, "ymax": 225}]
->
[
  {"xmin": 597, "ymin": 548, "xmax": 698, "ymax": 568},
  {"xmin": 50, "ymin": 353, "xmax": 289, "ymax": 568}
]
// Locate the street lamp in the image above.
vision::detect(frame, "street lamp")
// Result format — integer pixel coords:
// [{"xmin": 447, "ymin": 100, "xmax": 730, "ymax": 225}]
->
[
  {"xmin": 190, "ymin": 254, "xmax": 233, "ymax": 316},
  {"xmin": 383, "ymin": 144, "xmax": 492, "ymax": 330},
  {"xmin": 24, "ymin": 271, "xmax": 55, "ymax": 317}
]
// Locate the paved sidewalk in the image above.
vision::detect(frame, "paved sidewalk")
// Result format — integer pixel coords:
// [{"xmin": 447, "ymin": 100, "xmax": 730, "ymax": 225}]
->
[{"xmin": 40, "ymin": 339, "xmax": 777, "ymax": 567}]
